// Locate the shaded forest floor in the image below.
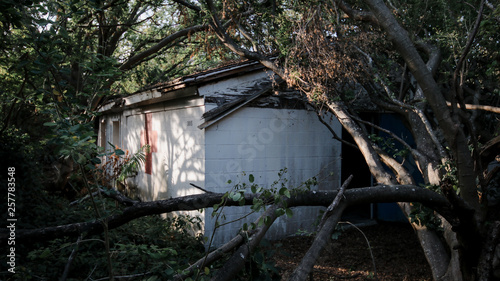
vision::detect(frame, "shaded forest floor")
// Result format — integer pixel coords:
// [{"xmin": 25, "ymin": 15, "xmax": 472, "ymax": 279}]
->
[{"xmin": 273, "ymin": 222, "xmax": 433, "ymax": 280}]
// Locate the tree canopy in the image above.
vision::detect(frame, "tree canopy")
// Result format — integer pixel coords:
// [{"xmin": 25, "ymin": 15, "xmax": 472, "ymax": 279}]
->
[{"xmin": 1, "ymin": 0, "xmax": 500, "ymax": 280}]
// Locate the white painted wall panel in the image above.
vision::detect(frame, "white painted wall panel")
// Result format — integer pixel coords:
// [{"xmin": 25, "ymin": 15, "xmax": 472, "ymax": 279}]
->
[
  {"xmin": 203, "ymin": 107, "xmax": 341, "ymax": 246},
  {"xmin": 108, "ymin": 101, "xmax": 206, "ymax": 205},
  {"xmin": 153, "ymin": 105, "xmax": 205, "ymax": 200}
]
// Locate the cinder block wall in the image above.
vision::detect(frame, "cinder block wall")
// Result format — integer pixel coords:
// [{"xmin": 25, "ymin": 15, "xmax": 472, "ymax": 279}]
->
[{"xmin": 203, "ymin": 107, "xmax": 341, "ymax": 247}]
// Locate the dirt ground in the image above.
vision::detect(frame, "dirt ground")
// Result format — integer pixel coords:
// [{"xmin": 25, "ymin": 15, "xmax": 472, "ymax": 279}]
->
[{"xmin": 273, "ymin": 221, "xmax": 433, "ymax": 281}]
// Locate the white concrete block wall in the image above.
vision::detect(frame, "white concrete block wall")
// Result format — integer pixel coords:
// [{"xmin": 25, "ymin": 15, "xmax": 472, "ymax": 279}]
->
[
  {"xmin": 154, "ymin": 106, "xmax": 205, "ymax": 200},
  {"xmin": 203, "ymin": 107, "xmax": 342, "ymax": 246},
  {"xmin": 113, "ymin": 103, "xmax": 205, "ymax": 204}
]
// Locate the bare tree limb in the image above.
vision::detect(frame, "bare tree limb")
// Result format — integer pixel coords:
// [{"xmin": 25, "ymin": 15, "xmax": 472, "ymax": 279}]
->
[
  {"xmin": 210, "ymin": 204, "xmax": 281, "ymax": 281},
  {"xmin": 415, "ymin": 40, "xmax": 441, "ymax": 76},
  {"xmin": 203, "ymin": 0, "xmax": 286, "ymax": 78},
  {"xmin": 451, "ymin": 0, "xmax": 486, "ymax": 107},
  {"xmin": 288, "ymin": 175, "xmax": 353, "ymax": 281},
  {"xmin": 326, "ymin": 100, "xmax": 394, "ymax": 184},
  {"xmin": 446, "ymin": 101, "xmax": 500, "ymax": 114},
  {"xmin": 119, "ymin": 24, "xmax": 209, "ymax": 71},
  {"xmin": 173, "ymin": 232, "xmax": 249, "ymax": 280},
  {"xmin": 318, "ymin": 175, "xmax": 352, "ymax": 230},
  {"xmin": 60, "ymin": 235, "xmax": 83, "ymax": 281}
]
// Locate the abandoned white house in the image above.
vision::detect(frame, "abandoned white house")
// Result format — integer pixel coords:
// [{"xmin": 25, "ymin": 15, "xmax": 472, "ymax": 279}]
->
[{"xmin": 98, "ymin": 60, "xmax": 343, "ymax": 246}]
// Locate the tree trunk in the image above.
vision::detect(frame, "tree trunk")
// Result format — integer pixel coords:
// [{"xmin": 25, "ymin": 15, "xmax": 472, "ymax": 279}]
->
[
  {"xmin": 326, "ymin": 100, "xmax": 394, "ymax": 184},
  {"xmin": 363, "ymin": 0, "xmax": 480, "ymax": 212}
]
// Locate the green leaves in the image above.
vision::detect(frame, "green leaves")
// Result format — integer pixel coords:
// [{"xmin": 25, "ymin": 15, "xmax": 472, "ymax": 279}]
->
[
  {"xmin": 43, "ymin": 122, "xmax": 57, "ymax": 127},
  {"xmin": 279, "ymin": 187, "xmax": 291, "ymax": 198},
  {"xmin": 229, "ymin": 190, "xmax": 244, "ymax": 204}
]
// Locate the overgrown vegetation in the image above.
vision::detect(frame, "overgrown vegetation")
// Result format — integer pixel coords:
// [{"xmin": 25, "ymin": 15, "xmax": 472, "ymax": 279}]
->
[
  {"xmin": 2, "ymin": 0, "xmax": 500, "ymax": 280},
  {"xmin": 9, "ymin": 206, "xmax": 205, "ymax": 280}
]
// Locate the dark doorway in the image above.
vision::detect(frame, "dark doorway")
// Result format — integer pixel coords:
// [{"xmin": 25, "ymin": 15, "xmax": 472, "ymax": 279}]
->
[
  {"xmin": 341, "ymin": 121, "xmax": 373, "ymax": 222},
  {"xmin": 340, "ymin": 113, "xmax": 409, "ymax": 223}
]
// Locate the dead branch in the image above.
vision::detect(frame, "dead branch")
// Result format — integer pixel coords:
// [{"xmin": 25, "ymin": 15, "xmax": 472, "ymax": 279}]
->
[
  {"xmin": 210, "ymin": 204, "xmax": 281, "ymax": 281},
  {"xmin": 317, "ymin": 175, "xmax": 352, "ymax": 230},
  {"xmin": 190, "ymin": 183, "xmax": 213, "ymax": 193},
  {"xmin": 341, "ymin": 221, "xmax": 377, "ymax": 278},
  {"xmin": 173, "ymin": 231, "xmax": 250, "ymax": 280},
  {"xmin": 60, "ymin": 235, "xmax": 83, "ymax": 281},
  {"xmin": 446, "ymin": 101, "xmax": 500, "ymax": 114},
  {"xmin": 288, "ymin": 176, "xmax": 352, "ymax": 281}
]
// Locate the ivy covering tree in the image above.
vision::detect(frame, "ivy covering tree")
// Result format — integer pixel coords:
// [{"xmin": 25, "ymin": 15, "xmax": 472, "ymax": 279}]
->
[{"xmin": 1, "ymin": 0, "xmax": 500, "ymax": 280}]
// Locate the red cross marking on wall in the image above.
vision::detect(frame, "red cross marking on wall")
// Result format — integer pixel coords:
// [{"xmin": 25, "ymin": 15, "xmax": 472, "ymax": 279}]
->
[{"xmin": 140, "ymin": 113, "xmax": 158, "ymax": 175}]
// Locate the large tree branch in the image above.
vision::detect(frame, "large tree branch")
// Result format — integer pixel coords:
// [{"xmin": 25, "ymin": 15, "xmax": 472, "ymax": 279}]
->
[
  {"xmin": 177, "ymin": 201, "xmax": 281, "ymax": 280},
  {"xmin": 289, "ymin": 175, "xmax": 352, "ymax": 281},
  {"xmin": 210, "ymin": 203, "xmax": 281, "ymax": 281},
  {"xmin": 119, "ymin": 24, "xmax": 209, "ymax": 71},
  {"xmin": 1, "ymin": 186, "xmax": 453, "ymax": 245},
  {"xmin": 363, "ymin": 0, "xmax": 480, "ymax": 213},
  {"xmin": 326, "ymin": 100, "xmax": 395, "ymax": 184},
  {"xmin": 334, "ymin": 0, "xmax": 379, "ymax": 24},
  {"xmin": 174, "ymin": 231, "xmax": 250, "ymax": 280},
  {"xmin": 203, "ymin": 0, "xmax": 285, "ymax": 78}
]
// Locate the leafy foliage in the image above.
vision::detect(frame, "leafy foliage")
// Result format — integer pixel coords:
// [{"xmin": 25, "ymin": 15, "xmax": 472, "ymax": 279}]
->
[
  {"xmin": 5, "ymin": 197, "xmax": 204, "ymax": 281},
  {"xmin": 408, "ymin": 203, "xmax": 443, "ymax": 232}
]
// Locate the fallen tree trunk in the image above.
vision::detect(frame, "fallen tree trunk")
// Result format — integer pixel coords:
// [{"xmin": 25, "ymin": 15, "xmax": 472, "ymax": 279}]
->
[{"xmin": 0, "ymin": 185, "xmax": 453, "ymax": 245}]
